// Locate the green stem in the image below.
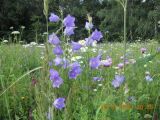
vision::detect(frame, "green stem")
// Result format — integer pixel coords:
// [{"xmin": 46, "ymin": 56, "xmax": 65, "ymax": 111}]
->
[{"xmin": 123, "ymin": 0, "xmax": 127, "ymax": 74}]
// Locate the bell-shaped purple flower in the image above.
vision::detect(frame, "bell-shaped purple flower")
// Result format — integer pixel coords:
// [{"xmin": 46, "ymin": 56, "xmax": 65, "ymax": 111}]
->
[
  {"xmin": 71, "ymin": 41, "xmax": 82, "ymax": 51},
  {"xmin": 53, "ymin": 98, "xmax": 65, "ymax": 110},
  {"xmin": 89, "ymin": 56, "xmax": 101, "ymax": 69},
  {"xmin": 50, "ymin": 69, "xmax": 63, "ymax": 88},
  {"xmin": 53, "ymin": 45, "xmax": 63, "ymax": 55},
  {"xmin": 85, "ymin": 37, "xmax": 94, "ymax": 46},
  {"xmin": 63, "ymin": 14, "xmax": 75, "ymax": 27},
  {"xmin": 50, "ymin": 69, "xmax": 59, "ymax": 79},
  {"xmin": 48, "ymin": 33, "xmax": 60, "ymax": 45},
  {"xmin": 53, "ymin": 57, "xmax": 62, "ymax": 66},
  {"xmin": 69, "ymin": 62, "xmax": 82, "ymax": 79},
  {"xmin": 49, "ymin": 13, "xmax": 60, "ymax": 22},
  {"xmin": 112, "ymin": 75, "xmax": 125, "ymax": 88},
  {"xmin": 52, "ymin": 77, "xmax": 63, "ymax": 88},
  {"xmin": 64, "ymin": 27, "xmax": 75, "ymax": 36},
  {"xmin": 91, "ymin": 29, "xmax": 103, "ymax": 41},
  {"xmin": 85, "ymin": 22, "xmax": 93, "ymax": 30}
]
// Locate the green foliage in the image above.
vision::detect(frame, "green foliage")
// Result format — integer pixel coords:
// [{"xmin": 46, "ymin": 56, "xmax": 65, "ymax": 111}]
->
[{"xmin": 0, "ymin": 42, "xmax": 160, "ymax": 119}]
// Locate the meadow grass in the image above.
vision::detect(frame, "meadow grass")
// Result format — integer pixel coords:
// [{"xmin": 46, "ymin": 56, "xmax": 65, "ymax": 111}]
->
[{"xmin": 0, "ymin": 41, "xmax": 160, "ymax": 120}]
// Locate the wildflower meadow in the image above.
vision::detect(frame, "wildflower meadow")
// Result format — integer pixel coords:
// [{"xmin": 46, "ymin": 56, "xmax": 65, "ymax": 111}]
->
[{"xmin": 0, "ymin": 0, "xmax": 160, "ymax": 120}]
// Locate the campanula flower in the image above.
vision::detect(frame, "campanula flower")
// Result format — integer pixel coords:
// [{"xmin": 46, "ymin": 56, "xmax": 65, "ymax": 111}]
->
[
  {"xmin": 91, "ymin": 29, "xmax": 103, "ymax": 41},
  {"xmin": 53, "ymin": 57, "xmax": 62, "ymax": 66},
  {"xmin": 85, "ymin": 22, "xmax": 93, "ymax": 30},
  {"xmin": 50, "ymin": 69, "xmax": 63, "ymax": 88},
  {"xmin": 53, "ymin": 46, "xmax": 63, "ymax": 55},
  {"xmin": 69, "ymin": 62, "xmax": 82, "ymax": 79},
  {"xmin": 89, "ymin": 56, "xmax": 101, "ymax": 69},
  {"xmin": 112, "ymin": 75, "xmax": 125, "ymax": 88},
  {"xmin": 63, "ymin": 14, "xmax": 75, "ymax": 27},
  {"xmin": 64, "ymin": 27, "xmax": 75, "ymax": 36},
  {"xmin": 85, "ymin": 37, "xmax": 94, "ymax": 46},
  {"xmin": 71, "ymin": 41, "xmax": 82, "ymax": 51},
  {"xmin": 48, "ymin": 33, "xmax": 60, "ymax": 45},
  {"xmin": 49, "ymin": 13, "xmax": 60, "ymax": 22},
  {"xmin": 53, "ymin": 98, "xmax": 65, "ymax": 110}
]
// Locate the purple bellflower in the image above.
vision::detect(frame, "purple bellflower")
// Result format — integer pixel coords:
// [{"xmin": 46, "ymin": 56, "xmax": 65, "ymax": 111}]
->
[
  {"xmin": 112, "ymin": 75, "xmax": 125, "ymax": 88},
  {"xmin": 53, "ymin": 56, "xmax": 62, "ymax": 66},
  {"xmin": 91, "ymin": 29, "xmax": 103, "ymax": 41},
  {"xmin": 68, "ymin": 62, "xmax": 82, "ymax": 79},
  {"xmin": 63, "ymin": 14, "xmax": 75, "ymax": 27},
  {"xmin": 49, "ymin": 13, "xmax": 60, "ymax": 22},
  {"xmin": 89, "ymin": 56, "xmax": 101, "ymax": 69},
  {"xmin": 48, "ymin": 33, "xmax": 60, "ymax": 45},
  {"xmin": 53, "ymin": 97, "xmax": 65, "ymax": 110},
  {"xmin": 53, "ymin": 45, "xmax": 63, "ymax": 55},
  {"xmin": 85, "ymin": 37, "xmax": 94, "ymax": 46},
  {"xmin": 85, "ymin": 22, "xmax": 93, "ymax": 30},
  {"xmin": 71, "ymin": 41, "xmax": 82, "ymax": 51},
  {"xmin": 64, "ymin": 27, "xmax": 75, "ymax": 36},
  {"xmin": 50, "ymin": 69, "xmax": 63, "ymax": 88}
]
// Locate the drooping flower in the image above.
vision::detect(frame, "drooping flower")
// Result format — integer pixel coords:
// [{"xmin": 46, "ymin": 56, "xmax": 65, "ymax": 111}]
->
[
  {"xmin": 71, "ymin": 41, "xmax": 82, "ymax": 51},
  {"xmin": 52, "ymin": 77, "xmax": 63, "ymax": 88},
  {"xmin": 48, "ymin": 33, "xmax": 60, "ymax": 45},
  {"xmin": 85, "ymin": 22, "xmax": 93, "ymax": 30},
  {"xmin": 49, "ymin": 13, "xmax": 60, "ymax": 22},
  {"xmin": 53, "ymin": 46, "xmax": 63, "ymax": 55},
  {"xmin": 63, "ymin": 14, "xmax": 75, "ymax": 27},
  {"xmin": 89, "ymin": 56, "xmax": 101, "ymax": 69},
  {"xmin": 50, "ymin": 69, "xmax": 63, "ymax": 88},
  {"xmin": 112, "ymin": 75, "xmax": 125, "ymax": 88},
  {"xmin": 50, "ymin": 69, "xmax": 59, "ymax": 79},
  {"xmin": 53, "ymin": 56, "xmax": 62, "ymax": 66},
  {"xmin": 53, "ymin": 98, "xmax": 65, "ymax": 110},
  {"xmin": 91, "ymin": 29, "xmax": 103, "ymax": 41},
  {"xmin": 68, "ymin": 62, "xmax": 82, "ymax": 79},
  {"xmin": 85, "ymin": 37, "xmax": 94, "ymax": 46},
  {"xmin": 64, "ymin": 27, "xmax": 75, "ymax": 36},
  {"xmin": 140, "ymin": 48, "xmax": 147, "ymax": 54}
]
